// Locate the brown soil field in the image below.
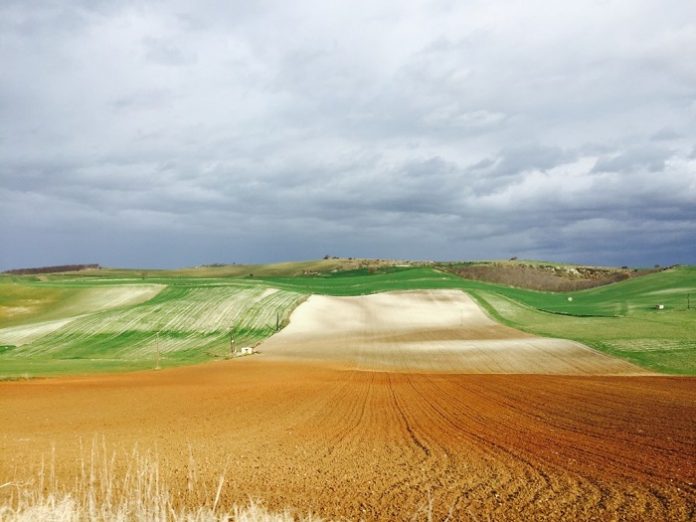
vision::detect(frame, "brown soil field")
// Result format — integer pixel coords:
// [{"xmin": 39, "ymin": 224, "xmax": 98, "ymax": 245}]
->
[
  {"xmin": 261, "ymin": 290, "xmax": 646, "ymax": 374},
  {"xmin": 0, "ymin": 361, "xmax": 694, "ymax": 520},
  {"xmin": 0, "ymin": 290, "xmax": 693, "ymax": 520}
]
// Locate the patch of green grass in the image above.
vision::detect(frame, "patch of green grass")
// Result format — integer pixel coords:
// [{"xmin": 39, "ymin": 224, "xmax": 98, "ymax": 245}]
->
[
  {"xmin": 492, "ymin": 265, "xmax": 696, "ymax": 316},
  {"xmin": 466, "ymin": 291, "xmax": 696, "ymax": 375},
  {"xmin": 260, "ymin": 267, "xmax": 462, "ymax": 295},
  {"xmin": 0, "ymin": 357, "xmax": 178, "ymax": 378}
]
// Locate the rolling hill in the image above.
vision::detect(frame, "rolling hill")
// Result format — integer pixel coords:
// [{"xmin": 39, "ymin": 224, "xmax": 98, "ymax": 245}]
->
[{"xmin": 0, "ymin": 261, "xmax": 693, "ymax": 377}]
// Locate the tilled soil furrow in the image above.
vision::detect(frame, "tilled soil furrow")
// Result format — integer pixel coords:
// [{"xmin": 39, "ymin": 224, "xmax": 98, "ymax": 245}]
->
[
  {"xmin": 424, "ymin": 374, "xmax": 695, "ymax": 519},
  {"xmin": 1, "ymin": 364, "xmax": 694, "ymax": 520},
  {"xmin": 407, "ymin": 374, "xmax": 567, "ymax": 519}
]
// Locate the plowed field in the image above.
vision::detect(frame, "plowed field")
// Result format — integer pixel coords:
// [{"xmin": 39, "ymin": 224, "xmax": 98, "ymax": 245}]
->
[
  {"xmin": 0, "ymin": 290, "xmax": 693, "ymax": 520},
  {"xmin": 1, "ymin": 361, "xmax": 694, "ymax": 520}
]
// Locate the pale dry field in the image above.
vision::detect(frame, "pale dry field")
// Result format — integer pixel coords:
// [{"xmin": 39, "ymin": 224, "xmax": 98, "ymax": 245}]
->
[{"xmin": 261, "ymin": 290, "xmax": 646, "ymax": 374}]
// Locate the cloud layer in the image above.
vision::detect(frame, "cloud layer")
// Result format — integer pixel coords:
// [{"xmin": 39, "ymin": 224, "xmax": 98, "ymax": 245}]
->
[{"xmin": 2, "ymin": 0, "xmax": 695, "ymax": 268}]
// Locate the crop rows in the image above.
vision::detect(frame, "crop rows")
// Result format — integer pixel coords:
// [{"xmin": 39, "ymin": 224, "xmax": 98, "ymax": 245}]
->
[{"xmin": 2, "ymin": 285, "xmax": 305, "ymax": 360}]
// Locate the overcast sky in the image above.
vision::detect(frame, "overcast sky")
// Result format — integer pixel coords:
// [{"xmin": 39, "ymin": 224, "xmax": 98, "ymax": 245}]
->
[{"xmin": 1, "ymin": 0, "xmax": 695, "ymax": 269}]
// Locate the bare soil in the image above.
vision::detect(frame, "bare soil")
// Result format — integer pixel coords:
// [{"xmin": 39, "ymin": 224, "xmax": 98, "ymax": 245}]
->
[{"xmin": 0, "ymin": 361, "xmax": 693, "ymax": 520}]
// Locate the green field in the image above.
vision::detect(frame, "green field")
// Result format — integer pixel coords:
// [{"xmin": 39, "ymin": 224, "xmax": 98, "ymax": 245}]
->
[
  {"xmin": 0, "ymin": 276, "xmax": 305, "ymax": 377},
  {"xmin": 1, "ymin": 263, "xmax": 694, "ymax": 377}
]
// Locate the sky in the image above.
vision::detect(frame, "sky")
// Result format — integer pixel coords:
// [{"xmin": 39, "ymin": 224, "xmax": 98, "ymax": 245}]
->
[{"xmin": 1, "ymin": 0, "xmax": 695, "ymax": 269}]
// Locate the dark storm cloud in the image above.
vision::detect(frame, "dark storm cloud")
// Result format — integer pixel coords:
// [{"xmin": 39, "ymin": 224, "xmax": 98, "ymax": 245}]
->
[{"xmin": 1, "ymin": 0, "xmax": 695, "ymax": 269}]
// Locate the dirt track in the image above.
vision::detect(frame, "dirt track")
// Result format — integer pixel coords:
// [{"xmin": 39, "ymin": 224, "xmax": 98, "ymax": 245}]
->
[
  {"xmin": 0, "ymin": 290, "xmax": 693, "ymax": 520},
  {"xmin": 261, "ymin": 290, "xmax": 646, "ymax": 374}
]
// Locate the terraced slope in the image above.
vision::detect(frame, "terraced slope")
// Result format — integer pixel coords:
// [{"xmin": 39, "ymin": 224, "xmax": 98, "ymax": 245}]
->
[{"xmin": 261, "ymin": 290, "xmax": 646, "ymax": 374}]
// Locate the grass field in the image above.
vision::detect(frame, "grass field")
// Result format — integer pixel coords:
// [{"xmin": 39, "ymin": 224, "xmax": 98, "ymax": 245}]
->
[
  {"xmin": 0, "ymin": 277, "xmax": 305, "ymax": 377},
  {"xmin": 0, "ymin": 262, "xmax": 694, "ymax": 376}
]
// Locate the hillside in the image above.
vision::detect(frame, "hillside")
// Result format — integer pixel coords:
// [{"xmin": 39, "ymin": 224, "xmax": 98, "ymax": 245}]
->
[
  {"xmin": 7, "ymin": 257, "xmax": 663, "ymax": 292},
  {"xmin": 0, "ymin": 261, "xmax": 693, "ymax": 377},
  {"xmin": 436, "ymin": 260, "xmax": 657, "ymax": 291},
  {"xmin": 259, "ymin": 264, "xmax": 696, "ymax": 374}
]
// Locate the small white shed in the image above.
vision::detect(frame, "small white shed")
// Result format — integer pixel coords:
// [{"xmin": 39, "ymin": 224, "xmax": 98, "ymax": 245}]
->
[{"xmin": 240, "ymin": 346, "xmax": 253, "ymax": 355}]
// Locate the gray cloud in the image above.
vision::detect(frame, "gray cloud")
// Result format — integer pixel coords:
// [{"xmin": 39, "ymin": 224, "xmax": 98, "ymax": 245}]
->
[
  {"xmin": 592, "ymin": 145, "xmax": 672, "ymax": 173},
  {"xmin": 1, "ymin": 0, "xmax": 695, "ymax": 269}
]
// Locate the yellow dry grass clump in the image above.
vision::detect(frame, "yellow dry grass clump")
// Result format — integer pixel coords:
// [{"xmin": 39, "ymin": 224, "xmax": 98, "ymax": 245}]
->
[{"xmin": 0, "ymin": 441, "xmax": 323, "ymax": 522}]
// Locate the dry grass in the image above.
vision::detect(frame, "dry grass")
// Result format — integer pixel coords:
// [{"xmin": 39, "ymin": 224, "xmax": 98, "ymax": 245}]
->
[{"xmin": 0, "ymin": 440, "xmax": 323, "ymax": 522}]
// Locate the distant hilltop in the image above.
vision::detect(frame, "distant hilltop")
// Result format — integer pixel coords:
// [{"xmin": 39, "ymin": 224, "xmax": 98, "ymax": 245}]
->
[
  {"xmin": 1, "ymin": 259, "xmax": 683, "ymax": 293},
  {"xmin": 3, "ymin": 264, "xmax": 101, "ymax": 275}
]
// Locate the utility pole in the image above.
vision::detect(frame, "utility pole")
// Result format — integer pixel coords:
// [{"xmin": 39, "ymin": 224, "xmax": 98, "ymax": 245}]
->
[
  {"xmin": 229, "ymin": 328, "xmax": 235, "ymax": 357},
  {"xmin": 155, "ymin": 331, "xmax": 161, "ymax": 370},
  {"xmin": 276, "ymin": 311, "xmax": 280, "ymax": 332}
]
